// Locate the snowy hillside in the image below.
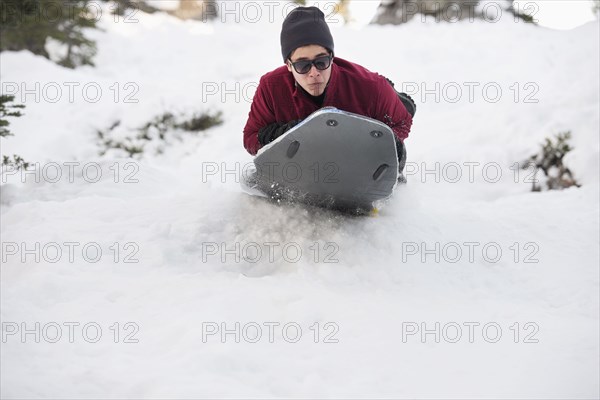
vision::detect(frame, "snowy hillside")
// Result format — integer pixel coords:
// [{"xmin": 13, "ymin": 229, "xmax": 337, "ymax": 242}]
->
[{"xmin": 1, "ymin": 2, "xmax": 599, "ymax": 398}]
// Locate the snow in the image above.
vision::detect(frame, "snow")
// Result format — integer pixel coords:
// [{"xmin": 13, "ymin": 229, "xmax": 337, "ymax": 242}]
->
[{"xmin": 1, "ymin": 3, "xmax": 599, "ymax": 398}]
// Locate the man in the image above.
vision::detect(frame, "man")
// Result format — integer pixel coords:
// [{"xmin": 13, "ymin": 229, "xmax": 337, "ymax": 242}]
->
[{"xmin": 243, "ymin": 6, "xmax": 415, "ymax": 179}]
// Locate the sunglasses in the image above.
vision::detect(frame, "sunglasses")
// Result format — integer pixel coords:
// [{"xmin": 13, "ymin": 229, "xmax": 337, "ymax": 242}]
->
[{"xmin": 289, "ymin": 54, "xmax": 333, "ymax": 74}]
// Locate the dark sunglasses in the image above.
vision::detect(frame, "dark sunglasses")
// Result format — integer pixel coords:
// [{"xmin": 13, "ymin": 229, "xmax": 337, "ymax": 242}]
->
[{"xmin": 289, "ymin": 55, "xmax": 333, "ymax": 74}]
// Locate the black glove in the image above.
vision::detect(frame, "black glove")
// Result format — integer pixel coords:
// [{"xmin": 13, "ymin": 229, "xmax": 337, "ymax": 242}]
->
[
  {"xmin": 398, "ymin": 92, "xmax": 416, "ymax": 118},
  {"xmin": 383, "ymin": 76, "xmax": 417, "ymax": 118},
  {"xmin": 258, "ymin": 119, "xmax": 301, "ymax": 146},
  {"xmin": 384, "ymin": 76, "xmax": 396, "ymax": 88}
]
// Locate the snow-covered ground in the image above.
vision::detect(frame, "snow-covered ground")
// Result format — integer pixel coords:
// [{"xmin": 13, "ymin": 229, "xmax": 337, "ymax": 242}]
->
[{"xmin": 1, "ymin": 2, "xmax": 599, "ymax": 398}]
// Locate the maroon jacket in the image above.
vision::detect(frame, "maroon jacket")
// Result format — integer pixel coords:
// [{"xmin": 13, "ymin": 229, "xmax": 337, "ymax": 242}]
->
[{"xmin": 243, "ymin": 57, "xmax": 413, "ymax": 155}]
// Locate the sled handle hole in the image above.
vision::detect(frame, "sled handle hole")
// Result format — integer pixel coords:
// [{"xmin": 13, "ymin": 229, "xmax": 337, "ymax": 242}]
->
[
  {"xmin": 286, "ymin": 140, "xmax": 300, "ymax": 158},
  {"xmin": 373, "ymin": 164, "xmax": 390, "ymax": 181}
]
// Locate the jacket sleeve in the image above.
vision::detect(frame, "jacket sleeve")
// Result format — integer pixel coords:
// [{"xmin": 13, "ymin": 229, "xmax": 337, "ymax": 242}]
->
[
  {"xmin": 376, "ymin": 77, "xmax": 413, "ymax": 143},
  {"xmin": 243, "ymin": 76, "xmax": 276, "ymax": 155}
]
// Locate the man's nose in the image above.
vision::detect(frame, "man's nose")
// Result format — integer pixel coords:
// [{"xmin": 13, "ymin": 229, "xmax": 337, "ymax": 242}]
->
[{"xmin": 308, "ymin": 65, "xmax": 320, "ymax": 76}]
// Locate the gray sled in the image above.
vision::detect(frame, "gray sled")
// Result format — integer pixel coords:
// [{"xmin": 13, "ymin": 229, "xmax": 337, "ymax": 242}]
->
[{"xmin": 242, "ymin": 107, "xmax": 399, "ymax": 213}]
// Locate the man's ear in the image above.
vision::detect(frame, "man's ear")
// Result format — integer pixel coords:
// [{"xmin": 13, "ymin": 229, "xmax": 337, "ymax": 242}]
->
[{"xmin": 285, "ymin": 61, "xmax": 293, "ymax": 73}]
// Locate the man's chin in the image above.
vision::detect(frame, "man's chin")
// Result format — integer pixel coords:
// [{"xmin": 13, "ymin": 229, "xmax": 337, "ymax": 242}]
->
[{"xmin": 305, "ymin": 84, "xmax": 324, "ymax": 96}]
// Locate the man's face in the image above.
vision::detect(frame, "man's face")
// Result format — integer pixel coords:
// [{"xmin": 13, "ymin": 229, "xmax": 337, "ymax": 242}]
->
[{"xmin": 286, "ymin": 45, "xmax": 333, "ymax": 97}]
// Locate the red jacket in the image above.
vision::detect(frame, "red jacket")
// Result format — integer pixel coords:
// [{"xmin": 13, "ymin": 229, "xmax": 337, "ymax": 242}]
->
[{"xmin": 243, "ymin": 57, "xmax": 413, "ymax": 155}]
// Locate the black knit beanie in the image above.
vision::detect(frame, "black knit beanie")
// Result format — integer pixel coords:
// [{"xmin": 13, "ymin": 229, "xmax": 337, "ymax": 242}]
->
[{"xmin": 280, "ymin": 7, "xmax": 334, "ymax": 62}]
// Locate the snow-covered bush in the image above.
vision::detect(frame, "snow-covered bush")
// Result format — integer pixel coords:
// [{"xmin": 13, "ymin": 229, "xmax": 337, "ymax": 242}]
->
[
  {"xmin": 524, "ymin": 131, "xmax": 580, "ymax": 192},
  {"xmin": 97, "ymin": 111, "xmax": 223, "ymax": 158},
  {"xmin": 0, "ymin": 94, "xmax": 29, "ymax": 170},
  {"xmin": 0, "ymin": 95, "xmax": 24, "ymax": 138}
]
